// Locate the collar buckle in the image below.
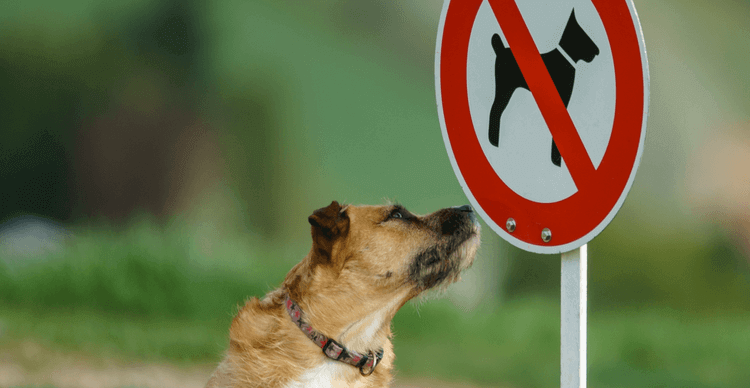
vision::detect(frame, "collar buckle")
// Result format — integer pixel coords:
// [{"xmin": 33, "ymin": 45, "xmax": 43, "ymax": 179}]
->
[{"xmin": 322, "ymin": 338, "xmax": 345, "ymax": 360}]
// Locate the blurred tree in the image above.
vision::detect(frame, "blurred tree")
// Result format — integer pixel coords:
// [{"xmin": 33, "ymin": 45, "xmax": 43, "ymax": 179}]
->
[
  {"xmin": 0, "ymin": 37, "xmax": 78, "ymax": 222},
  {"xmin": 73, "ymin": 0, "xmax": 210, "ymax": 220},
  {"xmin": 214, "ymin": 85, "xmax": 285, "ymax": 238}
]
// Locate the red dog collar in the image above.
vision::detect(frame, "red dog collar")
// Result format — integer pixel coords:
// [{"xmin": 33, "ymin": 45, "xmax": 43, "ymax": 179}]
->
[{"xmin": 284, "ymin": 294, "xmax": 384, "ymax": 376}]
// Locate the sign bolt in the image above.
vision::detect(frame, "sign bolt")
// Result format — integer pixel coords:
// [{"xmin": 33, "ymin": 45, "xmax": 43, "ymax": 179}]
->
[
  {"xmin": 541, "ymin": 228, "xmax": 552, "ymax": 243},
  {"xmin": 506, "ymin": 218, "xmax": 516, "ymax": 233}
]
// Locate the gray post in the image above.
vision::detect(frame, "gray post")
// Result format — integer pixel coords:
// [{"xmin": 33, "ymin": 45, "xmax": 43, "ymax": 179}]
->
[{"xmin": 561, "ymin": 244, "xmax": 587, "ymax": 388}]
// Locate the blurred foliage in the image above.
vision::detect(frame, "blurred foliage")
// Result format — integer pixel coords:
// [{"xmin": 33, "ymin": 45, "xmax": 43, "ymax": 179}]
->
[
  {"xmin": 0, "ymin": 215, "xmax": 297, "ymax": 320},
  {"xmin": 0, "ymin": 0, "xmax": 208, "ymax": 222},
  {"xmin": 504, "ymin": 220, "xmax": 750, "ymax": 312},
  {"xmin": 3, "ymin": 259, "xmax": 750, "ymax": 388},
  {"xmin": 1, "ymin": 220, "xmax": 750, "ymax": 387}
]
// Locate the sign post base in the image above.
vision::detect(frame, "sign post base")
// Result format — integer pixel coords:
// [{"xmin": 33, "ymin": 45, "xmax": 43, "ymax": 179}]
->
[{"xmin": 561, "ymin": 244, "xmax": 587, "ymax": 388}]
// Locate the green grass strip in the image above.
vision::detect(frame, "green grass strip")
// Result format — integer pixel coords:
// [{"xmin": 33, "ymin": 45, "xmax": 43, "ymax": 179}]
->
[{"xmin": 3, "ymin": 298, "xmax": 750, "ymax": 388}]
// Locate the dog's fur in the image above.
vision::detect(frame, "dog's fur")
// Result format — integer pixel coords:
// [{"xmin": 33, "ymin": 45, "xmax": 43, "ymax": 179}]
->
[{"xmin": 205, "ymin": 201, "xmax": 480, "ymax": 388}]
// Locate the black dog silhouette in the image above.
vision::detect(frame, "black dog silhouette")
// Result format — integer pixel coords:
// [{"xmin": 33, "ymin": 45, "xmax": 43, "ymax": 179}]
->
[{"xmin": 488, "ymin": 10, "xmax": 599, "ymax": 167}]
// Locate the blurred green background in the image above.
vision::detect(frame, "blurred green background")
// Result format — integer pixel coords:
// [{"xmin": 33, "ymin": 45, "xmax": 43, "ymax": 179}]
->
[{"xmin": 1, "ymin": 0, "xmax": 750, "ymax": 387}]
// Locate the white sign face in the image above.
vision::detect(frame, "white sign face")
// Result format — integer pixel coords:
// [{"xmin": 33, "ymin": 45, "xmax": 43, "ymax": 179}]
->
[{"xmin": 466, "ymin": 0, "xmax": 615, "ymax": 204}]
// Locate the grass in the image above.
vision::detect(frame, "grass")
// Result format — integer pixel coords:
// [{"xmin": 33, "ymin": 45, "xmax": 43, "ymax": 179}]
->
[
  {"xmin": 0, "ymin": 307, "xmax": 227, "ymax": 364},
  {"xmin": 392, "ymin": 298, "xmax": 750, "ymax": 388},
  {"xmin": 3, "ymin": 298, "xmax": 750, "ymax": 388},
  {"xmin": 2, "ymin": 219, "xmax": 750, "ymax": 387},
  {"xmin": 0, "ymin": 216, "xmax": 295, "ymax": 321}
]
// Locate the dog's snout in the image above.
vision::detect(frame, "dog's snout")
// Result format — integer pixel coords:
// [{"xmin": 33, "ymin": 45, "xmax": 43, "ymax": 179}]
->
[
  {"xmin": 452, "ymin": 204, "xmax": 477, "ymax": 224},
  {"xmin": 440, "ymin": 205, "xmax": 477, "ymax": 235}
]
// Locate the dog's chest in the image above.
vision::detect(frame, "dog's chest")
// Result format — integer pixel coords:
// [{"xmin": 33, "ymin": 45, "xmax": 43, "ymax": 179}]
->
[{"xmin": 283, "ymin": 359, "xmax": 362, "ymax": 388}]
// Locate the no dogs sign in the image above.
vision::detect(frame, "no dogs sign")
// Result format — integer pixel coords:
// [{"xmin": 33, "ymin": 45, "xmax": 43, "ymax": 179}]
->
[{"xmin": 436, "ymin": 0, "xmax": 649, "ymax": 254}]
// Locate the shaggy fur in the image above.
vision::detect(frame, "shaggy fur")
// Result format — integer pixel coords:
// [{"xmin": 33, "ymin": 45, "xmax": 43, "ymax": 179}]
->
[{"xmin": 206, "ymin": 201, "xmax": 480, "ymax": 388}]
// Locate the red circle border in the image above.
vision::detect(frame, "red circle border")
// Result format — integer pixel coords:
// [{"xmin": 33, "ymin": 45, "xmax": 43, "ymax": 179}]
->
[{"xmin": 438, "ymin": 0, "xmax": 645, "ymax": 248}]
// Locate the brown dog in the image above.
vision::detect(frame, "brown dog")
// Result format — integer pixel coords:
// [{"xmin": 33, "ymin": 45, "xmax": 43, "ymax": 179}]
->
[{"xmin": 206, "ymin": 201, "xmax": 480, "ymax": 388}]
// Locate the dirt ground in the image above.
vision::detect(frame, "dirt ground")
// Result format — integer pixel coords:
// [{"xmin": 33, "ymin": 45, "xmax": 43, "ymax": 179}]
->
[{"xmin": 0, "ymin": 341, "xmax": 496, "ymax": 388}]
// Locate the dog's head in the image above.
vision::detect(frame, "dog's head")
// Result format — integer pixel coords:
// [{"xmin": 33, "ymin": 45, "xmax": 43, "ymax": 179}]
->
[{"xmin": 286, "ymin": 201, "xmax": 480, "ymax": 307}]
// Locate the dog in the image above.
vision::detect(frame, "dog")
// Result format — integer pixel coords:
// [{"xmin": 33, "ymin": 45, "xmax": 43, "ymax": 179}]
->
[
  {"xmin": 488, "ymin": 9, "xmax": 599, "ymax": 167},
  {"xmin": 205, "ymin": 201, "xmax": 480, "ymax": 388}
]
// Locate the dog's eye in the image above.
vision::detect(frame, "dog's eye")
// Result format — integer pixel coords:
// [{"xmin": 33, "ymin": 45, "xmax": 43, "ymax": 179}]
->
[
  {"xmin": 388, "ymin": 207, "xmax": 407, "ymax": 221},
  {"xmin": 385, "ymin": 205, "xmax": 411, "ymax": 223}
]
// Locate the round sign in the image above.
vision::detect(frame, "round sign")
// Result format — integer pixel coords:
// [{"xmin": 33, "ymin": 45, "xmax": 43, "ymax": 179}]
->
[{"xmin": 436, "ymin": 0, "xmax": 649, "ymax": 254}]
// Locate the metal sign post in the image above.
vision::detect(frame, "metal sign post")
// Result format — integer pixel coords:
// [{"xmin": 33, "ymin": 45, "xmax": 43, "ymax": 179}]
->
[{"xmin": 561, "ymin": 245, "xmax": 587, "ymax": 388}]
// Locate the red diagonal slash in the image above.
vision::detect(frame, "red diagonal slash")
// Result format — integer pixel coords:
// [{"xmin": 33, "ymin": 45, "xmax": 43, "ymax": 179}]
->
[{"xmin": 488, "ymin": 0, "xmax": 596, "ymax": 191}]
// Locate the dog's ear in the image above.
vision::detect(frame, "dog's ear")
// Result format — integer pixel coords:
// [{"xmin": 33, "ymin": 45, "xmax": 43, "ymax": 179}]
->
[
  {"xmin": 308, "ymin": 201, "xmax": 350, "ymax": 261},
  {"xmin": 308, "ymin": 201, "xmax": 349, "ymax": 237}
]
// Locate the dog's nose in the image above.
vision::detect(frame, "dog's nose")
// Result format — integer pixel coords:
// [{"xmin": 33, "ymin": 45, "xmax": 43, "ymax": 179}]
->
[{"xmin": 452, "ymin": 205, "xmax": 477, "ymax": 223}]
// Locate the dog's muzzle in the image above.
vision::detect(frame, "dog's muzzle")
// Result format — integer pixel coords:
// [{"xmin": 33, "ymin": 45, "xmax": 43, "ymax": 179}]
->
[{"xmin": 451, "ymin": 204, "xmax": 477, "ymax": 224}]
